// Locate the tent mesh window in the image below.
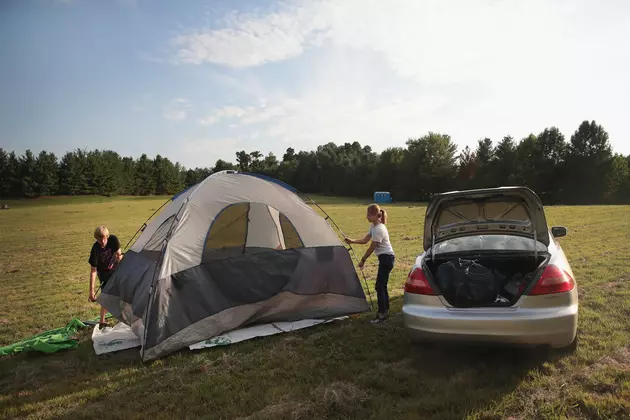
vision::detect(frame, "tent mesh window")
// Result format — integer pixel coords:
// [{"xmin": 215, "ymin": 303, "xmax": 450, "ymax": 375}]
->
[
  {"xmin": 143, "ymin": 215, "xmax": 176, "ymax": 251},
  {"xmin": 279, "ymin": 213, "xmax": 304, "ymax": 249},
  {"xmin": 204, "ymin": 203, "xmax": 250, "ymax": 256},
  {"xmin": 202, "ymin": 202, "xmax": 305, "ymax": 261}
]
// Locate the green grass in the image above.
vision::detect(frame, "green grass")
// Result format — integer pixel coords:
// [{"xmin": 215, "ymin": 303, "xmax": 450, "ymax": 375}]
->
[{"xmin": 1, "ymin": 196, "xmax": 629, "ymax": 419}]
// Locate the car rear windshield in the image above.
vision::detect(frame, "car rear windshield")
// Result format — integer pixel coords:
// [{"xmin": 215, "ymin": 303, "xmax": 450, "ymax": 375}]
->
[{"xmin": 433, "ymin": 234, "xmax": 548, "ymax": 255}]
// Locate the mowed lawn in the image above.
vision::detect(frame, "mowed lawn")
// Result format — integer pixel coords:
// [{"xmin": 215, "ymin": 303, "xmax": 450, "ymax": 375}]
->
[{"xmin": 1, "ymin": 196, "xmax": 629, "ymax": 419}]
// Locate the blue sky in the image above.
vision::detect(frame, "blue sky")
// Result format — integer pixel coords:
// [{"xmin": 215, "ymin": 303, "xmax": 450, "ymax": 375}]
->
[{"xmin": 1, "ymin": 0, "xmax": 629, "ymax": 169}]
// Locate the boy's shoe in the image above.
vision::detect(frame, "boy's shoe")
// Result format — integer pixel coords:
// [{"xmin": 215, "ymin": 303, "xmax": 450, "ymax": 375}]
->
[{"xmin": 99, "ymin": 322, "xmax": 108, "ymax": 330}]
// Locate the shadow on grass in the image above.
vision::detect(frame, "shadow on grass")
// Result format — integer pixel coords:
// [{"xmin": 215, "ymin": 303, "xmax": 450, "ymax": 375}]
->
[{"xmin": 0, "ymin": 296, "xmax": 565, "ymax": 420}]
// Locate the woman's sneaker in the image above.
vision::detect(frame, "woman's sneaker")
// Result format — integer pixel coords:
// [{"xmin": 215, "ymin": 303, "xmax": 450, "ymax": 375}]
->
[{"xmin": 370, "ymin": 313, "xmax": 387, "ymax": 324}]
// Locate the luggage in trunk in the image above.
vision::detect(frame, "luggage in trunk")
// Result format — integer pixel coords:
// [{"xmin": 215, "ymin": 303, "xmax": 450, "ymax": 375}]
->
[{"xmin": 425, "ymin": 255, "xmax": 546, "ymax": 307}]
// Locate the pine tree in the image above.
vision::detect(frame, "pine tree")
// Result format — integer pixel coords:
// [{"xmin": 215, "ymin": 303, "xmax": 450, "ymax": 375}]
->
[
  {"xmin": 473, "ymin": 138, "xmax": 495, "ymax": 188},
  {"xmin": 0, "ymin": 148, "xmax": 12, "ymax": 198},
  {"xmin": 135, "ymin": 154, "xmax": 156, "ymax": 195},
  {"xmin": 58, "ymin": 150, "xmax": 89, "ymax": 195},
  {"xmin": 604, "ymin": 154, "xmax": 630, "ymax": 203},
  {"xmin": 491, "ymin": 136, "xmax": 517, "ymax": 186},
  {"xmin": 120, "ymin": 157, "xmax": 136, "ymax": 195},
  {"xmin": 101, "ymin": 150, "xmax": 123, "ymax": 195},
  {"xmin": 19, "ymin": 150, "xmax": 38, "ymax": 197},
  {"xmin": 171, "ymin": 162, "xmax": 185, "ymax": 194},
  {"xmin": 457, "ymin": 146, "xmax": 477, "ymax": 189},
  {"xmin": 154, "ymin": 155, "xmax": 176, "ymax": 195},
  {"xmin": 86, "ymin": 150, "xmax": 106, "ymax": 195},
  {"xmin": 533, "ymin": 127, "xmax": 567, "ymax": 203},
  {"xmin": 34, "ymin": 151, "xmax": 59, "ymax": 196},
  {"xmin": 184, "ymin": 169, "xmax": 200, "ymax": 188},
  {"xmin": 564, "ymin": 120, "xmax": 613, "ymax": 203},
  {"xmin": 7, "ymin": 151, "xmax": 21, "ymax": 197}
]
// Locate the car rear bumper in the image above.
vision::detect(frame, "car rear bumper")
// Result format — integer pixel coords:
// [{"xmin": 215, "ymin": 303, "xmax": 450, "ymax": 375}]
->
[{"xmin": 402, "ymin": 300, "xmax": 578, "ymax": 348}]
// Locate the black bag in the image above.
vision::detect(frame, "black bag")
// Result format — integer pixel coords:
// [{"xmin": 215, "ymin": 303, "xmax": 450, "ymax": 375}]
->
[{"xmin": 437, "ymin": 259, "xmax": 498, "ymax": 307}]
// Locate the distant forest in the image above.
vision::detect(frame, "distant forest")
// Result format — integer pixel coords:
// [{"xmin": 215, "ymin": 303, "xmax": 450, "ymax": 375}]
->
[{"xmin": 1, "ymin": 120, "xmax": 629, "ymax": 205}]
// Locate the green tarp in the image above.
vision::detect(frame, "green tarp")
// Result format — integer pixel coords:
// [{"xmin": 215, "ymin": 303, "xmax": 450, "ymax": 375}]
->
[
  {"xmin": 0, "ymin": 313, "xmax": 115, "ymax": 357},
  {"xmin": 0, "ymin": 318, "xmax": 87, "ymax": 356}
]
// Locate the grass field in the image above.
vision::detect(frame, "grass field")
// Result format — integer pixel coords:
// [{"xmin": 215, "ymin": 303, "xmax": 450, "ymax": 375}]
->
[{"xmin": 1, "ymin": 196, "xmax": 629, "ymax": 419}]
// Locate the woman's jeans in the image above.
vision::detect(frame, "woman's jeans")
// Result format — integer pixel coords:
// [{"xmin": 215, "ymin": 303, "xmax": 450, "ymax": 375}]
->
[{"xmin": 376, "ymin": 254, "xmax": 395, "ymax": 314}]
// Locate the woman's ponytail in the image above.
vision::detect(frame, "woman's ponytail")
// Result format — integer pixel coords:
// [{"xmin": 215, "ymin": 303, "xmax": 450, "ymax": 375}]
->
[{"xmin": 380, "ymin": 209, "xmax": 388, "ymax": 224}]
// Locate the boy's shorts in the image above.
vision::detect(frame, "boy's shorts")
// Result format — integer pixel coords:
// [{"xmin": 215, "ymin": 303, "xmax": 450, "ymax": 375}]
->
[{"xmin": 97, "ymin": 270, "xmax": 113, "ymax": 287}]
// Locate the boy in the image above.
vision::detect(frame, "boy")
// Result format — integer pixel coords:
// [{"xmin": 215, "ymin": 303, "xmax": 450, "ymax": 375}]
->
[{"xmin": 88, "ymin": 225, "xmax": 123, "ymax": 328}]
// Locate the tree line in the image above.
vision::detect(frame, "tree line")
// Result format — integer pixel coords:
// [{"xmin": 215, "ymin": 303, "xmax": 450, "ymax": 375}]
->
[{"xmin": 1, "ymin": 120, "xmax": 629, "ymax": 204}]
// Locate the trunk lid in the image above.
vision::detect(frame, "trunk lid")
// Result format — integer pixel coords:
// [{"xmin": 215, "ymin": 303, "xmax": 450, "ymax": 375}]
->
[{"xmin": 423, "ymin": 187, "xmax": 550, "ymax": 251}]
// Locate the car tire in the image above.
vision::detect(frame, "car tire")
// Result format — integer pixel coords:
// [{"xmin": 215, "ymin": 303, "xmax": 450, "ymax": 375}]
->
[{"xmin": 556, "ymin": 334, "xmax": 578, "ymax": 354}]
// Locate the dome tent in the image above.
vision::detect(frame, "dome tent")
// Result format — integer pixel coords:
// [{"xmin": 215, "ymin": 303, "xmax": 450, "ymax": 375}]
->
[{"xmin": 98, "ymin": 171, "xmax": 370, "ymax": 362}]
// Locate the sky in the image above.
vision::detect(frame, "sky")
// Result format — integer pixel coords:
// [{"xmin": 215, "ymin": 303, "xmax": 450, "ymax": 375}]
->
[{"xmin": 1, "ymin": 0, "xmax": 629, "ymax": 169}]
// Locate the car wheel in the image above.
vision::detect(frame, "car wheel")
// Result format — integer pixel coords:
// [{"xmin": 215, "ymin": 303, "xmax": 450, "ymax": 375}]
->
[{"xmin": 556, "ymin": 335, "xmax": 578, "ymax": 354}]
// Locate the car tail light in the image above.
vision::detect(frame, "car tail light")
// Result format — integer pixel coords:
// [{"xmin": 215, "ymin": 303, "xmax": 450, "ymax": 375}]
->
[
  {"xmin": 528, "ymin": 264, "xmax": 575, "ymax": 295},
  {"xmin": 404, "ymin": 268, "xmax": 437, "ymax": 295}
]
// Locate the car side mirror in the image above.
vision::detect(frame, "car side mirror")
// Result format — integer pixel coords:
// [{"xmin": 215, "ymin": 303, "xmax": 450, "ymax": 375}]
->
[{"xmin": 552, "ymin": 226, "xmax": 567, "ymax": 238}]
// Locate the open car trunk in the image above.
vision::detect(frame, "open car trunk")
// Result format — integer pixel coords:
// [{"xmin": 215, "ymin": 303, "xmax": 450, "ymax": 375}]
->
[{"xmin": 424, "ymin": 253, "xmax": 547, "ymax": 307}]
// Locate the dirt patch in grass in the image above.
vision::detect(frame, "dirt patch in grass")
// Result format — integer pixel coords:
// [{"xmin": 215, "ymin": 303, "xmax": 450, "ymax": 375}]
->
[
  {"xmin": 582, "ymin": 346, "xmax": 630, "ymax": 373},
  {"xmin": 312, "ymin": 381, "xmax": 370, "ymax": 410},
  {"xmin": 504, "ymin": 345, "xmax": 630, "ymax": 419},
  {"xmin": 242, "ymin": 381, "xmax": 370, "ymax": 420},
  {"xmin": 603, "ymin": 275, "xmax": 630, "ymax": 290},
  {"xmin": 239, "ymin": 397, "xmax": 308, "ymax": 420}
]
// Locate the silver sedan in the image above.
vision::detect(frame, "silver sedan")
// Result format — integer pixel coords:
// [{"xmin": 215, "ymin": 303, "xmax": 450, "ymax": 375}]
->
[{"xmin": 402, "ymin": 187, "xmax": 578, "ymax": 349}]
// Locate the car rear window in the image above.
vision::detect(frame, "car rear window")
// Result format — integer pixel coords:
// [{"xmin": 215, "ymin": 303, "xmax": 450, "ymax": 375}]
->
[{"xmin": 433, "ymin": 234, "xmax": 548, "ymax": 254}]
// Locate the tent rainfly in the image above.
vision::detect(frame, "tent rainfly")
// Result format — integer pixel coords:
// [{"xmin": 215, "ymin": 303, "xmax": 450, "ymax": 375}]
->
[{"xmin": 98, "ymin": 171, "xmax": 370, "ymax": 361}]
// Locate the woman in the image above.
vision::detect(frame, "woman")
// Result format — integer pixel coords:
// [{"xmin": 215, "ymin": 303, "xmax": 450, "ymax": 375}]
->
[{"xmin": 345, "ymin": 204, "xmax": 395, "ymax": 324}]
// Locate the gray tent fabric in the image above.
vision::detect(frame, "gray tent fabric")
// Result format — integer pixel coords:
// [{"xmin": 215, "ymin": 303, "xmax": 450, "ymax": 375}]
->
[{"xmin": 98, "ymin": 171, "xmax": 369, "ymax": 361}]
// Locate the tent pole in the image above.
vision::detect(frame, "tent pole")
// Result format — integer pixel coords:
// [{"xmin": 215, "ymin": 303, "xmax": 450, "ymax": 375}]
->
[
  {"xmin": 299, "ymin": 193, "xmax": 375, "ymax": 312},
  {"xmin": 139, "ymin": 199, "xmax": 186, "ymax": 361},
  {"xmin": 122, "ymin": 197, "xmax": 172, "ymax": 252}
]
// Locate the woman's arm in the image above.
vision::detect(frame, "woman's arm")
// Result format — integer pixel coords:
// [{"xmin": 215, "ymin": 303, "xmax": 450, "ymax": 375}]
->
[
  {"xmin": 359, "ymin": 241, "xmax": 378, "ymax": 268},
  {"xmin": 345, "ymin": 233, "xmax": 371, "ymax": 245}
]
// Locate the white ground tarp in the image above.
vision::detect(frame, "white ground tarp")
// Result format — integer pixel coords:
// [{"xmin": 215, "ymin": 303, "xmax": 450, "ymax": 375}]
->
[
  {"xmin": 92, "ymin": 317, "xmax": 348, "ymax": 355},
  {"xmin": 189, "ymin": 317, "xmax": 348, "ymax": 350}
]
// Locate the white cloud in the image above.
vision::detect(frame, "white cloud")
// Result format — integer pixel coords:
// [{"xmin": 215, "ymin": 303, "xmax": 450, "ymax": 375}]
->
[
  {"xmin": 173, "ymin": 137, "xmax": 240, "ymax": 168},
  {"xmin": 140, "ymin": 52, "xmax": 166, "ymax": 64},
  {"xmin": 163, "ymin": 98, "xmax": 192, "ymax": 122},
  {"xmin": 171, "ymin": 2, "xmax": 331, "ymax": 67},
  {"xmin": 169, "ymin": 0, "xmax": 581, "ymax": 79},
  {"xmin": 198, "ymin": 105, "xmax": 253, "ymax": 125},
  {"xmin": 171, "ymin": 0, "xmax": 630, "ymax": 156}
]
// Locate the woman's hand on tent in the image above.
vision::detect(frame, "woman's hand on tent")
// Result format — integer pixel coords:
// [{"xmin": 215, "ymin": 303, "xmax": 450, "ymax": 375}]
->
[
  {"xmin": 344, "ymin": 237, "xmax": 353, "ymax": 245},
  {"xmin": 358, "ymin": 260, "xmax": 365, "ymax": 269},
  {"xmin": 89, "ymin": 292, "xmax": 96, "ymax": 302}
]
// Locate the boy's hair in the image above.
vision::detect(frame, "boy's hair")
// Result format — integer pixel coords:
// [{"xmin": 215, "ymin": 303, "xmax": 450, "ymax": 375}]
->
[
  {"xmin": 94, "ymin": 225, "xmax": 110, "ymax": 240},
  {"xmin": 367, "ymin": 204, "xmax": 388, "ymax": 224}
]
